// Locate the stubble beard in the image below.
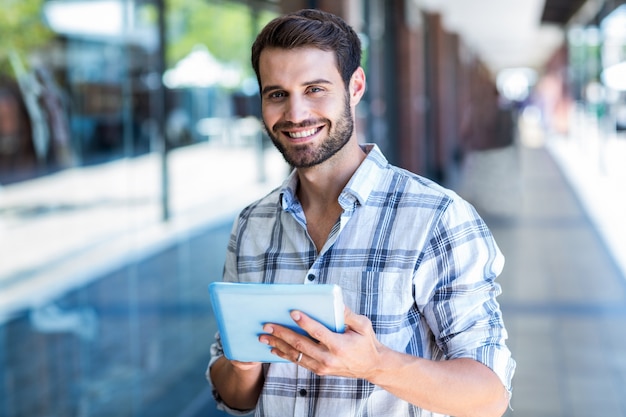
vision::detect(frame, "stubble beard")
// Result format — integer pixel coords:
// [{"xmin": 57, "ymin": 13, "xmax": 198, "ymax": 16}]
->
[{"xmin": 264, "ymin": 95, "xmax": 354, "ymax": 169}]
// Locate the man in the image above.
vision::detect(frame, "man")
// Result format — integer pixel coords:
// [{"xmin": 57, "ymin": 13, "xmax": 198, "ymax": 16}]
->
[{"xmin": 207, "ymin": 9, "xmax": 515, "ymax": 417}]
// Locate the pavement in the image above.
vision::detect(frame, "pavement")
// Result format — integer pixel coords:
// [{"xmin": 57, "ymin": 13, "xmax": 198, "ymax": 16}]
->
[
  {"xmin": 455, "ymin": 108, "xmax": 626, "ymax": 417},
  {"xmin": 2, "ymin": 108, "xmax": 626, "ymax": 416}
]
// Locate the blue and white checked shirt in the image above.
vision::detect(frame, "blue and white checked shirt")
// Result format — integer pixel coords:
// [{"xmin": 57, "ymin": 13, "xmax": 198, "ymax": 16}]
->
[{"xmin": 208, "ymin": 144, "xmax": 515, "ymax": 417}]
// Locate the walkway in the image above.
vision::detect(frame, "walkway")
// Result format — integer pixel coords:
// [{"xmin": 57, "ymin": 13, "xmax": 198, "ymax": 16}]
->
[{"xmin": 456, "ymin": 138, "xmax": 626, "ymax": 416}]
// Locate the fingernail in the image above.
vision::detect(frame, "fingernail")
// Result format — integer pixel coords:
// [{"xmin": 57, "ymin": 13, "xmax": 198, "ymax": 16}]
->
[
  {"xmin": 291, "ymin": 311, "xmax": 301, "ymax": 321},
  {"xmin": 264, "ymin": 325, "xmax": 274, "ymax": 334}
]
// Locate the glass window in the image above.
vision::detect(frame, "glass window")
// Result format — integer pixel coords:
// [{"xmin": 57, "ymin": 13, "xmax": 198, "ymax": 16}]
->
[{"xmin": 0, "ymin": 1, "xmax": 283, "ymax": 416}]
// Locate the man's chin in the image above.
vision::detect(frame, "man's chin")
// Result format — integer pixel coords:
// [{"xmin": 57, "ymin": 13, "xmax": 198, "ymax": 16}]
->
[
  {"xmin": 272, "ymin": 142, "xmax": 314, "ymax": 168},
  {"xmin": 283, "ymin": 153, "xmax": 318, "ymax": 169}
]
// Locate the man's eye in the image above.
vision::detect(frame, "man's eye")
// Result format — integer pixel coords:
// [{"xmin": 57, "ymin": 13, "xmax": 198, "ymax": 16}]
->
[
  {"xmin": 308, "ymin": 87, "xmax": 323, "ymax": 93},
  {"xmin": 269, "ymin": 91, "xmax": 286, "ymax": 99}
]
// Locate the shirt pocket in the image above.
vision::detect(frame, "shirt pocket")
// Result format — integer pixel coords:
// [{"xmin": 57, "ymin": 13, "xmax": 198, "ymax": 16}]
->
[{"xmin": 335, "ymin": 271, "xmax": 421, "ymax": 349}]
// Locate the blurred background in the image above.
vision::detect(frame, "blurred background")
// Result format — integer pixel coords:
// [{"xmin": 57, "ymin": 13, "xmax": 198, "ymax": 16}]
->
[{"xmin": 1, "ymin": 0, "xmax": 625, "ymax": 416}]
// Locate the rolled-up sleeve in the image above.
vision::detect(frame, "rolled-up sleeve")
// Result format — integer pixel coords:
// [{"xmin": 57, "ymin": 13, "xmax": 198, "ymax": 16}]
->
[
  {"xmin": 417, "ymin": 197, "xmax": 516, "ymax": 392},
  {"xmin": 205, "ymin": 218, "xmax": 256, "ymax": 416},
  {"xmin": 205, "ymin": 332, "xmax": 255, "ymax": 416}
]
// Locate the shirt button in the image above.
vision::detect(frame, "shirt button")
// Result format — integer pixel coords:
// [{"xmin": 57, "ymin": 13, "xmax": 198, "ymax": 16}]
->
[
  {"xmin": 299, "ymin": 389, "xmax": 307, "ymax": 396},
  {"xmin": 307, "ymin": 274, "xmax": 315, "ymax": 282}
]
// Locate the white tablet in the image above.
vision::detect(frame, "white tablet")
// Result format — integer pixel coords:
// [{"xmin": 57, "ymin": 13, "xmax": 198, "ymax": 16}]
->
[{"xmin": 208, "ymin": 282, "xmax": 345, "ymax": 363}]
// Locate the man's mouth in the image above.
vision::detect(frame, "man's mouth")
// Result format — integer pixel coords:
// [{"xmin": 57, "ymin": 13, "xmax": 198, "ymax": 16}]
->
[{"xmin": 286, "ymin": 127, "xmax": 322, "ymax": 139}]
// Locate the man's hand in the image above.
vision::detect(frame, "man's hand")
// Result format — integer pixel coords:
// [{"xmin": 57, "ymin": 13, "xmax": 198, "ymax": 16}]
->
[
  {"xmin": 228, "ymin": 359, "xmax": 263, "ymax": 372},
  {"xmin": 258, "ymin": 306, "xmax": 508, "ymax": 417},
  {"xmin": 258, "ymin": 306, "xmax": 385, "ymax": 380},
  {"xmin": 210, "ymin": 357, "xmax": 264, "ymax": 411}
]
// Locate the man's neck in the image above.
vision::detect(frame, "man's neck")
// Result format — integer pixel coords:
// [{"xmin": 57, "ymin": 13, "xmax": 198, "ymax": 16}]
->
[
  {"xmin": 296, "ymin": 140, "xmax": 366, "ymax": 210},
  {"xmin": 295, "ymin": 140, "xmax": 366, "ymax": 252}
]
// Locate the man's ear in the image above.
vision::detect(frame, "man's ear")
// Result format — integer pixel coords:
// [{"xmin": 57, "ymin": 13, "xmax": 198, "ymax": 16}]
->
[{"xmin": 349, "ymin": 67, "xmax": 366, "ymax": 106}]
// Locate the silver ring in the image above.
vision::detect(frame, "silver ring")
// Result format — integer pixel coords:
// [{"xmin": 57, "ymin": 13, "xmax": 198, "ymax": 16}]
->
[{"xmin": 296, "ymin": 352, "xmax": 303, "ymax": 363}]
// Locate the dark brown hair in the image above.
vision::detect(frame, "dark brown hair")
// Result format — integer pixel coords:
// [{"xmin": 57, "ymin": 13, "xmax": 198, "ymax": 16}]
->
[{"xmin": 251, "ymin": 9, "xmax": 362, "ymax": 89}]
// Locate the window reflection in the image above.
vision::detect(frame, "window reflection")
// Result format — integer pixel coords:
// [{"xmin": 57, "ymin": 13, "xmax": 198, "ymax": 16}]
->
[{"xmin": 0, "ymin": 1, "xmax": 281, "ymax": 416}]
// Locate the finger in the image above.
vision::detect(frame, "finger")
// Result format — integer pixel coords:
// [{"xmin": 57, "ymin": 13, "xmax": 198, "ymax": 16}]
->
[
  {"xmin": 230, "ymin": 359, "xmax": 261, "ymax": 366},
  {"xmin": 289, "ymin": 310, "xmax": 336, "ymax": 346},
  {"xmin": 260, "ymin": 323, "xmax": 317, "ymax": 361},
  {"xmin": 229, "ymin": 359, "xmax": 262, "ymax": 371}
]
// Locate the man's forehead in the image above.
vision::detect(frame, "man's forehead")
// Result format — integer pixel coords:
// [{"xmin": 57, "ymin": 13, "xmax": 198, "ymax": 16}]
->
[{"xmin": 258, "ymin": 47, "xmax": 340, "ymax": 85}]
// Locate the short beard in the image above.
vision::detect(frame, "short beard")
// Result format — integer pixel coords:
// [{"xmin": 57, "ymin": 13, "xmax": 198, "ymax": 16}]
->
[{"xmin": 264, "ymin": 93, "xmax": 354, "ymax": 168}]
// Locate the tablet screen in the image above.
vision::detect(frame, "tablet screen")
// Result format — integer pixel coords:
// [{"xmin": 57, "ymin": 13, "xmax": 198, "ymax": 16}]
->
[{"xmin": 209, "ymin": 282, "xmax": 345, "ymax": 363}]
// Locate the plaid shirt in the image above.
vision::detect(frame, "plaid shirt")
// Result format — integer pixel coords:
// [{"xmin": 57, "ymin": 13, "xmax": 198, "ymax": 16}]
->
[{"xmin": 208, "ymin": 144, "xmax": 515, "ymax": 417}]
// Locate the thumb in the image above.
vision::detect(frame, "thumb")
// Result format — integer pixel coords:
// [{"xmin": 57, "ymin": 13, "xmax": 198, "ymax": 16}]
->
[{"xmin": 343, "ymin": 305, "xmax": 371, "ymax": 334}]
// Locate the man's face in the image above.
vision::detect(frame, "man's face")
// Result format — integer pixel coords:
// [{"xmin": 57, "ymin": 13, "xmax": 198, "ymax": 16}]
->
[{"xmin": 258, "ymin": 47, "xmax": 354, "ymax": 168}]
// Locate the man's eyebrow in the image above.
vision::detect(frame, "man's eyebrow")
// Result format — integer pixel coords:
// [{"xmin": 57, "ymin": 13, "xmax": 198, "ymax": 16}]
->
[
  {"xmin": 261, "ymin": 85, "xmax": 282, "ymax": 96},
  {"xmin": 261, "ymin": 79, "xmax": 334, "ymax": 96},
  {"xmin": 304, "ymin": 78, "xmax": 333, "ymax": 87}
]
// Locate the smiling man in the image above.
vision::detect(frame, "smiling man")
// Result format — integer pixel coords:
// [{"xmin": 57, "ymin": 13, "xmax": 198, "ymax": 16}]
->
[
  {"xmin": 260, "ymin": 47, "xmax": 359, "ymax": 171},
  {"xmin": 207, "ymin": 9, "xmax": 515, "ymax": 417}
]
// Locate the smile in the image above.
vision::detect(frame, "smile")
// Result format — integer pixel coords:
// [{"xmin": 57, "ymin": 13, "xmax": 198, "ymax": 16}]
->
[{"xmin": 286, "ymin": 127, "xmax": 322, "ymax": 139}]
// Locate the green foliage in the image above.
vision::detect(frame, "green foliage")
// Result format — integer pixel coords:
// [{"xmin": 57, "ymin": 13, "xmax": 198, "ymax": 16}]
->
[
  {"xmin": 0, "ymin": 0, "xmax": 277, "ymax": 81},
  {"xmin": 0, "ymin": 0, "xmax": 54, "ymax": 77},
  {"xmin": 166, "ymin": 0, "xmax": 277, "ymax": 78}
]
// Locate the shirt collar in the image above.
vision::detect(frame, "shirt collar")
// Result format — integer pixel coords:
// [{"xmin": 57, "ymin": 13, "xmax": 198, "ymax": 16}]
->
[
  {"xmin": 280, "ymin": 170, "xmax": 300, "ymax": 211},
  {"xmin": 279, "ymin": 143, "xmax": 388, "ymax": 211}
]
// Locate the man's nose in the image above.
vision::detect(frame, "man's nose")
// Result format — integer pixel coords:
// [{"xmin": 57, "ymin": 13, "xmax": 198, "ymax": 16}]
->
[{"xmin": 284, "ymin": 95, "xmax": 309, "ymax": 123}]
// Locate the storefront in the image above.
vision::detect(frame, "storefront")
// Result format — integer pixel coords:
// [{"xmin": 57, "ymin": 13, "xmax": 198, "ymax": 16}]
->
[
  {"xmin": 600, "ymin": 4, "xmax": 626, "ymax": 132},
  {"xmin": 0, "ymin": 0, "xmax": 283, "ymax": 180}
]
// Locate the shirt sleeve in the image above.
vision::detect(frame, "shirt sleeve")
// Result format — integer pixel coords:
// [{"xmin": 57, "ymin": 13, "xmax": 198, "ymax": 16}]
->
[
  {"xmin": 205, "ymin": 219, "xmax": 257, "ymax": 416},
  {"xmin": 205, "ymin": 332, "xmax": 256, "ymax": 416},
  {"xmin": 416, "ymin": 196, "xmax": 516, "ymax": 392}
]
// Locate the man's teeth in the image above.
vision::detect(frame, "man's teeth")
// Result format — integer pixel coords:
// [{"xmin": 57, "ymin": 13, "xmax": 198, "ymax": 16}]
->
[{"xmin": 288, "ymin": 128, "xmax": 317, "ymax": 139}]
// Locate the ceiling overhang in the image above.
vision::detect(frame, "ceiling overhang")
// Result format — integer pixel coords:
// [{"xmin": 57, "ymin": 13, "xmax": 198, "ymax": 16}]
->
[{"xmin": 541, "ymin": 0, "xmax": 589, "ymax": 24}]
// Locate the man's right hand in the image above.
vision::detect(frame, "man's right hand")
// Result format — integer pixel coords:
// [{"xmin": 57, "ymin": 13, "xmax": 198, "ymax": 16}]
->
[
  {"xmin": 210, "ymin": 356, "xmax": 264, "ymax": 411},
  {"xmin": 229, "ymin": 358, "xmax": 263, "ymax": 371}
]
